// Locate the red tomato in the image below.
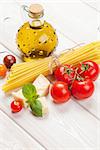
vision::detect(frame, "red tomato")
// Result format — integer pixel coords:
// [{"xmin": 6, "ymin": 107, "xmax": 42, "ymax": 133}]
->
[
  {"xmin": 71, "ymin": 79, "xmax": 94, "ymax": 100},
  {"xmin": 51, "ymin": 81, "xmax": 71, "ymax": 103},
  {"xmin": 3, "ymin": 55, "xmax": 16, "ymax": 69},
  {"xmin": 54, "ymin": 64, "xmax": 75, "ymax": 86},
  {"xmin": 11, "ymin": 101, "xmax": 22, "ymax": 113},
  {"xmin": 0, "ymin": 64, "xmax": 7, "ymax": 78},
  {"xmin": 77, "ymin": 60, "xmax": 99, "ymax": 81},
  {"xmin": 14, "ymin": 97, "xmax": 24, "ymax": 107}
]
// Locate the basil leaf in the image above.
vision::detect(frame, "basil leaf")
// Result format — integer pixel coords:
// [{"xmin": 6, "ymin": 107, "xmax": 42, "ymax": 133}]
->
[
  {"xmin": 22, "ymin": 83, "xmax": 37, "ymax": 100},
  {"xmin": 30, "ymin": 100, "xmax": 42, "ymax": 117}
]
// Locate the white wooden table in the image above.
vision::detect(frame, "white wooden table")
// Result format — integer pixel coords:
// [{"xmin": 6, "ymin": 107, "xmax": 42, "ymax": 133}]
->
[{"xmin": 0, "ymin": 0, "xmax": 100, "ymax": 149}]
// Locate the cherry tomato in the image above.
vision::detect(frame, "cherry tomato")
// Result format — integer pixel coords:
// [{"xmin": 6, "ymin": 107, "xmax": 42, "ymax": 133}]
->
[
  {"xmin": 51, "ymin": 81, "xmax": 71, "ymax": 103},
  {"xmin": 71, "ymin": 78, "xmax": 94, "ymax": 100},
  {"xmin": 3, "ymin": 55, "xmax": 16, "ymax": 69},
  {"xmin": 14, "ymin": 97, "xmax": 24, "ymax": 107},
  {"xmin": 0, "ymin": 64, "xmax": 7, "ymax": 78},
  {"xmin": 11, "ymin": 101, "xmax": 22, "ymax": 113},
  {"xmin": 54, "ymin": 64, "xmax": 75, "ymax": 86},
  {"xmin": 77, "ymin": 60, "xmax": 99, "ymax": 81}
]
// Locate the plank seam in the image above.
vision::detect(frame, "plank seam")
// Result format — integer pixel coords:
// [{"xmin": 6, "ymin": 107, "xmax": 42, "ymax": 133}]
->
[
  {"xmin": 0, "ymin": 41, "xmax": 21, "ymax": 59},
  {"xmin": 56, "ymin": 29, "xmax": 78, "ymax": 45},
  {"xmin": 73, "ymin": 100, "xmax": 100, "ymax": 121},
  {"xmin": 0, "ymin": 108, "xmax": 47, "ymax": 150},
  {"xmin": 81, "ymin": 0, "xmax": 100, "ymax": 13}
]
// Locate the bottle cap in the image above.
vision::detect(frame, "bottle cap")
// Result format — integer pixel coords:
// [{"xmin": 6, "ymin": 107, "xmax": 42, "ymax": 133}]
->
[{"xmin": 29, "ymin": 4, "xmax": 44, "ymax": 18}]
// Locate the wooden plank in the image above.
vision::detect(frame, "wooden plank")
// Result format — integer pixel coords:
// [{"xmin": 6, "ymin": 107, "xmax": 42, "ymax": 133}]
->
[
  {"xmin": 0, "ymin": 110, "xmax": 45, "ymax": 150},
  {"xmin": 0, "ymin": 44, "xmax": 99, "ymax": 149},
  {"xmin": 81, "ymin": 0, "xmax": 100, "ymax": 13},
  {"xmin": 0, "ymin": 91, "xmax": 99, "ymax": 149},
  {"xmin": 0, "ymin": 0, "xmax": 23, "ymax": 57},
  {"xmin": 43, "ymin": 1, "xmax": 99, "ymax": 44}
]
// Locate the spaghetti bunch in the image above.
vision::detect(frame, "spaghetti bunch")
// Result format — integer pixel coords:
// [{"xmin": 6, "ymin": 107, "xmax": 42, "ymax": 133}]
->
[{"xmin": 3, "ymin": 41, "xmax": 100, "ymax": 92}]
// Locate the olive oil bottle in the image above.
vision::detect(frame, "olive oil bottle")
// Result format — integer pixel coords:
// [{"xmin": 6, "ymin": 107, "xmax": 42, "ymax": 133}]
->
[{"xmin": 16, "ymin": 4, "xmax": 58, "ymax": 61}]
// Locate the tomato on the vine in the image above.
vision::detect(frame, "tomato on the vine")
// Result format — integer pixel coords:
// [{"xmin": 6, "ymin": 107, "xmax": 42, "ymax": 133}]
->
[
  {"xmin": 51, "ymin": 81, "xmax": 71, "ymax": 103},
  {"xmin": 54, "ymin": 64, "xmax": 76, "ymax": 86},
  {"xmin": 71, "ymin": 78, "xmax": 94, "ymax": 100},
  {"xmin": 0, "ymin": 64, "xmax": 7, "ymax": 78},
  {"xmin": 77, "ymin": 60, "xmax": 99, "ymax": 81},
  {"xmin": 11, "ymin": 100, "xmax": 23, "ymax": 113}
]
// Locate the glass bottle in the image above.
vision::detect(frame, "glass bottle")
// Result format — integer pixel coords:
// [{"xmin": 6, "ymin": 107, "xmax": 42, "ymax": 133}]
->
[{"xmin": 16, "ymin": 4, "xmax": 58, "ymax": 61}]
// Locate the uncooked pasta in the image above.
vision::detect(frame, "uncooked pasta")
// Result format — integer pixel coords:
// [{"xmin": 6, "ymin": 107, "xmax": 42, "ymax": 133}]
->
[{"xmin": 2, "ymin": 41, "xmax": 100, "ymax": 92}]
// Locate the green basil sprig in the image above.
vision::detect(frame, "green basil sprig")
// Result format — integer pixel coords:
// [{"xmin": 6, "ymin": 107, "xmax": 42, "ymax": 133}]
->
[
  {"xmin": 30, "ymin": 100, "xmax": 42, "ymax": 117},
  {"xmin": 22, "ymin": 83, "xmax": 42, "ymax": 117}
]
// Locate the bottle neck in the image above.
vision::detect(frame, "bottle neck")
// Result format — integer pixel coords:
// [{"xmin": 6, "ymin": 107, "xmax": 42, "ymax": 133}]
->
[{"xmin": 29, "ymin": 17, "xmax": 44, "ymax": 28}]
